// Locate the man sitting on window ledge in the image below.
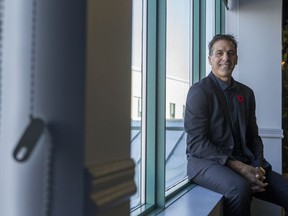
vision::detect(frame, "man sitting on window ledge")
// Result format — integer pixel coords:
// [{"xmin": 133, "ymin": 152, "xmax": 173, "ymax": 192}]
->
[{"xmin": 184, "ymin": 34, "xmax": 288, "ymax": 216}]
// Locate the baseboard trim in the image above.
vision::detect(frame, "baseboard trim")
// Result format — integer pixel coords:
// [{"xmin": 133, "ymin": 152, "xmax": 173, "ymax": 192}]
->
[{"xmin": 259, "ymin": 128, "xmax": 283, "ymax": 139}]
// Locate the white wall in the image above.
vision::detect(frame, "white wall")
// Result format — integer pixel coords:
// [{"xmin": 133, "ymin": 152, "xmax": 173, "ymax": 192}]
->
[{"xmin": 226, "ymin": 0, "xmax": 283, "ymax": 215}]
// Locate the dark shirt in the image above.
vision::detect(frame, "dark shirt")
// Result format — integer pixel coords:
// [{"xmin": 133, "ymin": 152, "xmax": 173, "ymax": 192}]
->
[{"xmin": 211, "ymin": 74, "xmax": 248, "ymax": 163}]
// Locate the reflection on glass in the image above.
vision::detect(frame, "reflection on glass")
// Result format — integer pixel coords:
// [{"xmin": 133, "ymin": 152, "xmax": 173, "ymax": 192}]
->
[
  {"xmin": 165, "ymin": 0, "xmax": 192, "ymax": 191},
  {"xmin": 130, "ymin": 0, "xmax": 144, "ymax": 209}
]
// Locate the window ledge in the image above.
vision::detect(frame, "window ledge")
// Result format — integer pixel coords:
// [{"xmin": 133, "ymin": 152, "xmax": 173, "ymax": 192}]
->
[{"xmin": 157, "ymin": 185, "xmax": 223, "ymax": 216}]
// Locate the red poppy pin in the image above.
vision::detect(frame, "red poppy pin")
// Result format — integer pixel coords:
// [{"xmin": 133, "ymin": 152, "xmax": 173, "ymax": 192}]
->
[{"xmin": 237, "ymin": 95, "xmax": 244, "ymax": 103}]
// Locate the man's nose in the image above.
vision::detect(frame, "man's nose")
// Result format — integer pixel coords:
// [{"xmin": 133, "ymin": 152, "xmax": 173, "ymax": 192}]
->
[{"xmin": 222, "ymin": 52, "xmax": 230, "ymax": 60}]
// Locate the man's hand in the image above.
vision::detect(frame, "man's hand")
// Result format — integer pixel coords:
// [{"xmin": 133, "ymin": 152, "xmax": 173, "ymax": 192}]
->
[
  {"xmin": 226, "ymin": 159, "xmax": 268, "ymax": 193},
  {"xmin": 244, "ymin": 166, "xmax": 267, "ymax": 193}
]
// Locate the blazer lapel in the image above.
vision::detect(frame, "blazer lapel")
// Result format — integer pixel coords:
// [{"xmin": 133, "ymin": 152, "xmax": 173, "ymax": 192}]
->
[{"xmin": 207, "ymin": 75, "xmax": 233, "ymax": 133}]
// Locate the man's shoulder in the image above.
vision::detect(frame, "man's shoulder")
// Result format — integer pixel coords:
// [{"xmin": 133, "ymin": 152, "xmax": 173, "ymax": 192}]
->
[
  {"xmin": 192, "ymin": 76, "xmax": 213, "ymax": 88},
  {"xmin": 234, "ymin": 80, "xmax": 254, "ymax": 93}
]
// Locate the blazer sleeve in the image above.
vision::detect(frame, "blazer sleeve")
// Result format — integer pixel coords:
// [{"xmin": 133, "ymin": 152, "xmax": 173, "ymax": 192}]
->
[{"xmin": 184, "ymin": 85, "xmax": 229, "ymax": 165}]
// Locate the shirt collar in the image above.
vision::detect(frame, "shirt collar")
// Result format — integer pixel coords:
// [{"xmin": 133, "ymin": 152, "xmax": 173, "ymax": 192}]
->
[{"xmin": 211, "ymin": 72, "xmax": 235, "ymax": 91}]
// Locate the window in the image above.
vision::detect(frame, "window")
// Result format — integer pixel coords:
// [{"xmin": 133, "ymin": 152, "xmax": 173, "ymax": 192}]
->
[
  {"xmin": 206, "ymin": 0, "xmax": 216, "ymax": 75},
  {"xmin": 165, "ymin": 0, "xmax": 192, "ymax": 193},
  {"xmin": 131, "ymin": 0, "xmax": 225, "ymax": 214},
  {"xmin": 130, "ymin": 0, "xmax": 145, "ymax": 210}
]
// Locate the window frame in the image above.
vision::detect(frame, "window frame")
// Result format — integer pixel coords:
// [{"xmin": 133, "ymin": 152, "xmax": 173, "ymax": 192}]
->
[{"xmin": 131, "ymin": 0, "xmax": 225, "ymax": 215}]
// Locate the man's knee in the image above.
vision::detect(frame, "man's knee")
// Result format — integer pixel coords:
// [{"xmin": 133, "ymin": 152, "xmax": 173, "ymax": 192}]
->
[{"xmin": 225, "ymin": 179, "xmax": 252, "ymax": 208}]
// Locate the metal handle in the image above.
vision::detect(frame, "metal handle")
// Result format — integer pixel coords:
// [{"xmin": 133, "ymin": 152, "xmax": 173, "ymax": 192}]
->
[{"xmin": 13, "ymin": 118, "xmax": 45, "ymax": 162}]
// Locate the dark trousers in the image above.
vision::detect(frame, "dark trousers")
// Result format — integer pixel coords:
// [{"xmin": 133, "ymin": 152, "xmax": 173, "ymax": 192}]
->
[{"xmin": 192, "ymin": 164, "xmax": 288, "ymax": 216}]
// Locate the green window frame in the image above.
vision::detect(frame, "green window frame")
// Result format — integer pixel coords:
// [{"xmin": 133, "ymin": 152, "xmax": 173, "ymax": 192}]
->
[{"xmin": 131, "ymin": 0, "xmax": 225, "ymax": 215}]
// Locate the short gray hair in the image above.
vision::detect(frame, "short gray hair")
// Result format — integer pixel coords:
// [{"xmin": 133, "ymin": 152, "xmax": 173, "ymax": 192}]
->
[{"xmin": 208, "ymin": 34, "xmax": 238, "ymax": 56}]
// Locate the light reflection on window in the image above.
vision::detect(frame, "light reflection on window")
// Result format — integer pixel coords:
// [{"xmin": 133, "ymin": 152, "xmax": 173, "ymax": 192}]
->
[
  {"xmin": 165, "ymin": 0, "xmax": 192, "ymax": 192},
  {"xmin": 130, "ymin": 0, "xmax": 145, "ymax": 209}
]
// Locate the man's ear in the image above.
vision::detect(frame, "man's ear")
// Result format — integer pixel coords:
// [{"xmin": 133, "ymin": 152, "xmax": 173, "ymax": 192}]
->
[
  {"xmin": 208, "ymin": 56, "xmax": 212, "ymax": 65},
  {"xmin": 235, "ymin": 55, "xmax": 238, "ymax": 65}
]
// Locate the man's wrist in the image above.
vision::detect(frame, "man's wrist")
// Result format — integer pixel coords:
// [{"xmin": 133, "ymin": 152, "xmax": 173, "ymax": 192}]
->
[{"xmin": 226, "ymin": 159, "xmax": 246, "ymax": 174}]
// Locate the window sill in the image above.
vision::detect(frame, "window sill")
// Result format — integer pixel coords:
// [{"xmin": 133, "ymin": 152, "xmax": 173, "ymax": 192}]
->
[{"xmin": 156, "ymin": 185, "xmax": 223, "ymax": 216}]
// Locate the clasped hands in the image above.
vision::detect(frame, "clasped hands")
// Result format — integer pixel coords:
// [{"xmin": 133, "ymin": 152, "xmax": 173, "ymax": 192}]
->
[
  {"xmin": 243, "ymin": 165, "xmax": 268, "ymax": 193},
  {"xmin": 226, "ymin": 159, "xmax": 268, "ymax": 193}
]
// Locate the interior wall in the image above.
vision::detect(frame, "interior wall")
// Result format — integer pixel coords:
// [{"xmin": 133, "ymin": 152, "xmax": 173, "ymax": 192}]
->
[
  {"xmin": 85, "ymin": 0, "xmax": 134, "ymax": 215},
  {"xmin": 225, "ymin": 0, "xmax": 283, "ymax": 215},
  {"xmin": 85, "ymin": 0, "xmax": 132, "ymax": 166},
  {"xmin": 226, "ymin": 0, "xmax": 282, "ymax": 131},
  {"xmin": 226, "ymin": 0, "xmax": 282, "ymax": 170}
]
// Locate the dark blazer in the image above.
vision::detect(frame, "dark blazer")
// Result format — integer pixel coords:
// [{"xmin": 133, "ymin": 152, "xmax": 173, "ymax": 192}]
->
[{"xmin": 184, "ymin": 72, "xmax": 269, "ymax": 179}]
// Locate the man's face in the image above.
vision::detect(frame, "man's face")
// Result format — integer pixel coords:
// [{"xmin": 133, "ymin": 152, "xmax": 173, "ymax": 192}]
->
[{"xmin": 208, "ymin": 39, "xmax": 238, "ymax": 83}]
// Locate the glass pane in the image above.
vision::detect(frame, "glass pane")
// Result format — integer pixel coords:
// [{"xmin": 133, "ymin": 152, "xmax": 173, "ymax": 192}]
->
[
  {"xmin": 165, "ymin": 0, "xmax": 192, "ymax": 191},
  {"xmin": 131, "ymin": 0, "xmax": 145, "ymax": 209},
  {"xmin": 206, "ymin": 0, "xmax": 216, "ymax": 76}
]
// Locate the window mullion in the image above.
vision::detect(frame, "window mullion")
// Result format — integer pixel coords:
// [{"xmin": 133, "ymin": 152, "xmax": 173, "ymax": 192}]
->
[
  {"xmin": 145, "ymin": 0, "xmax": 166, "ymax": 212},
  {"xmin": 155, "ymin": 0, "xmax": 166, "ymax": 209},
  {"xmin": 200, "ymin": 0, "xmax": 206, "ymax": 79},
  {"xmin": 193, "ymin": 0, "xmax": 206, "ymax": 82},
  {"xmin": 215, "ymin": 0, "xmax": 225, "ymax": 34},
  {"xmin": 145, "ymin": 0, "xmax": 157, "ymax": 209}
]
